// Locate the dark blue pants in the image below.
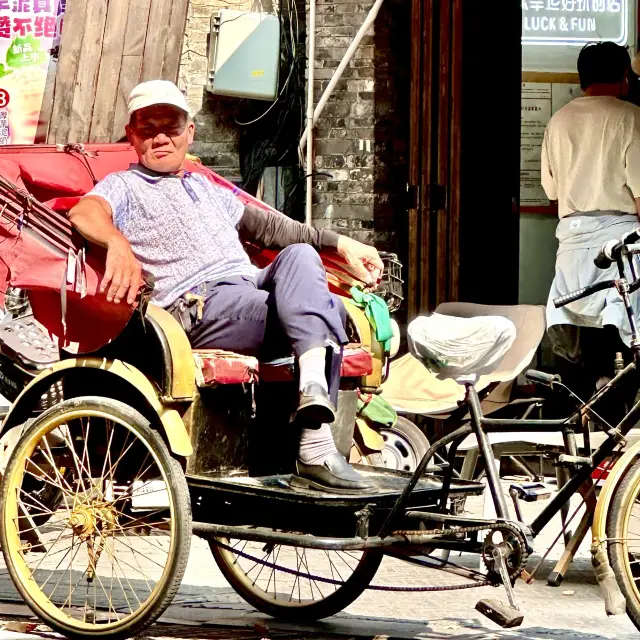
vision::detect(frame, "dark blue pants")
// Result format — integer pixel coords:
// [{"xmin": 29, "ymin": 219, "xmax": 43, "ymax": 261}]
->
[{"xmin": 188, "ymin": 244, "xmax": 348, "ymax": 404}]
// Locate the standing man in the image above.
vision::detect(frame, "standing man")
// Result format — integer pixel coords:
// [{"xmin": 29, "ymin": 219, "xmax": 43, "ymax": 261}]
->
[
  {"xmin": 542, "ymin": 42, "xmax": 640, "ymax": 394},
  {"xmin": 69, "ymin": 80, "xmax": 383, "ymax": 493}
]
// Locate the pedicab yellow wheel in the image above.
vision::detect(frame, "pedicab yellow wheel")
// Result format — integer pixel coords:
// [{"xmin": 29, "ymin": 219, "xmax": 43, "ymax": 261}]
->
[
  {"xmin": 210, "ymin": 537, "xmax": 382, "ymax": 620},
  {"xmin": 0, "ymin": 397, "xmax": 192, "ymax": 640},
  {"xmin": 607, "ymin": 458, "xmax": 640, "ymax": 631}
]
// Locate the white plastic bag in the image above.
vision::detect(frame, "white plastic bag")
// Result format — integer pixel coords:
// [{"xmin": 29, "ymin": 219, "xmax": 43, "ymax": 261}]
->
[{"xmin": 407, "ymin": 313, "xmax": 516, "ymax": 378}]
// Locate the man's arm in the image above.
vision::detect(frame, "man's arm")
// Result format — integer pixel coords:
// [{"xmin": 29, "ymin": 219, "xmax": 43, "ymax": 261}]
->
[
  {"xmin": 68, "ymin": 196, "xmax": 142, "ymax": 305},
  {"xmin": 238, "ymin": 205, "xmax": 383, "ymax": 284},
  {"xmin": 626, "ymin": 111, "xmax": 640, "ymax": 218},
  {"xmin": 540, "ymin": 129, "xmax": 558, "ymax": 202},
  {"xmin": 238, "ymin": 205, "xmax": 340, "ymax": 251}
]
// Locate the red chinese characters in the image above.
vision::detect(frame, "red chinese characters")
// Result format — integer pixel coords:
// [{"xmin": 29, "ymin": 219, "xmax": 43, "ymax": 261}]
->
[
  {"xmin": 34, "ymin": 14, "xmax": 55, "ymax": 37},
  {"xmin": 12, "ymin": 16, "xmax": 31, "ymax": 36}
]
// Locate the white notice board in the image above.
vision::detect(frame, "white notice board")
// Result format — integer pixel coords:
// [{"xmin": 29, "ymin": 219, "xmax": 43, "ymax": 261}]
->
[{"xmin": 520, "ymin": 82, "xmax": 582, "ymax": 209}]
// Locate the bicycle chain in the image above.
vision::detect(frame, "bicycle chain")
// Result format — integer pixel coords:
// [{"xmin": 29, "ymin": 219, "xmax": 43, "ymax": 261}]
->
[
  {"xmin": 394, "ymin": 519, "xmax": 530, "ymax": 583},
  {"xmin": 211, "ymin": 521, "xmax": 530, "ymax": 596}
]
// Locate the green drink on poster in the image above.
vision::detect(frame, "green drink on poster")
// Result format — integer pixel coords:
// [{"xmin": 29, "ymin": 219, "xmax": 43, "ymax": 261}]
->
[{"xmin": 0, "ymin": 0, "xmax": 65, "ymax": 145}]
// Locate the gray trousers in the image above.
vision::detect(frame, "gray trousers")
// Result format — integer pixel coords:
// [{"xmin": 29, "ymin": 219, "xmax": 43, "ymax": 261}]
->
[{"xmin": 187, "ymin": 244, "xmax": 348, "ymax": 404}]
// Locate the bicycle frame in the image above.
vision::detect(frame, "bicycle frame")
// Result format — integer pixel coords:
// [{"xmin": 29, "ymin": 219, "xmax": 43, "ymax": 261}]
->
[{"xmin": 381, "ymin": 243, "xmax": 640, "ymax": 542}]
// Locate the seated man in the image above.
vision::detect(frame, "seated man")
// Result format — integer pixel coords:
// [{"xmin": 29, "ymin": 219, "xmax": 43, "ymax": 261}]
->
[{"xmin": 69, "ymin": 80, "xmax": 382, "ymax": 493}]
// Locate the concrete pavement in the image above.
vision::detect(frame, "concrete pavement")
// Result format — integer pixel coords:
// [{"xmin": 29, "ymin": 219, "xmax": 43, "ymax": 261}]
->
[{"xmin": 0, "ymin": 481, "xmax": 636, "ymax": 639}]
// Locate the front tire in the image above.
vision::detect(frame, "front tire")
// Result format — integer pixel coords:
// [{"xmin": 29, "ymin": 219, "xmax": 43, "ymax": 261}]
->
[
  {"xmin": 606, "ymin": 458, "xmax": 640, "ymax": 631},
  {"xmin": 0, "ymin": 397, "xmax": 192, "ymax": 640}
]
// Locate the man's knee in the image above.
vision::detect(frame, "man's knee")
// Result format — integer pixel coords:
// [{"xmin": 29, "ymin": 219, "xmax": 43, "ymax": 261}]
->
[{"xmin": 279, "ymin": 243, "xmax": 322, "ymax": 267}]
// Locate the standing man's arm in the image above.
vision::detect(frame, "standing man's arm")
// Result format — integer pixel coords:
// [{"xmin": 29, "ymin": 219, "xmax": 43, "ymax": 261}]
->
[
  {"xmin": 626, "ymin": 112, "xmax": 640, "ymax": 217},
  {"xmin": 541, "ymin": 129, "xmax": 558, "ymax": 203}
]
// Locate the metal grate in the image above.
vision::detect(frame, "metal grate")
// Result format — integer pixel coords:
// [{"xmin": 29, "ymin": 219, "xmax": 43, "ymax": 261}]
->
[{"xmin": 376, "ymin": 252, "xmax": 404, "ymax": 313}]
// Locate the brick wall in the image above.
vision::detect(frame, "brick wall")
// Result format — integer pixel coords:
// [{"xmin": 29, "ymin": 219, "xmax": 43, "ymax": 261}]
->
[
  {"xmin": 179, "ymin": 0, "xmax": 410, "ymax": 250},
  {"xmin": 310, "ymin": 0, "xmax": 409, "ymax": 250}
]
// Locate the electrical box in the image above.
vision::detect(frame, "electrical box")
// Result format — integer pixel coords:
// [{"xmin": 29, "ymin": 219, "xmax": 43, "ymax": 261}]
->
[{"xmin": 207, "ymin": 10, "xmax": 280, "ymax": 101}]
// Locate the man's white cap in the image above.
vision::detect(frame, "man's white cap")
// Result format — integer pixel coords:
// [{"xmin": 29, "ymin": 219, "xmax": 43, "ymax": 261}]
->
[{"xmin": 127, "ymin": 80, "xmax": 189, "ymax": 117}]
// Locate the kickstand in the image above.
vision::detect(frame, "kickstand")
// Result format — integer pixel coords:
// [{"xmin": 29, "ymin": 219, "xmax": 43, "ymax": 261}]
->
[{"xmin": 475, "ymin": 546, "xmax": 524, "ymax": 629}]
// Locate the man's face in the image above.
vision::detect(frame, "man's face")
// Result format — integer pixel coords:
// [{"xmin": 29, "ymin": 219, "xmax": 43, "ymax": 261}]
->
[{"xmin": 125, "ymin": 105, "xmax": 195, "ymax": 173}]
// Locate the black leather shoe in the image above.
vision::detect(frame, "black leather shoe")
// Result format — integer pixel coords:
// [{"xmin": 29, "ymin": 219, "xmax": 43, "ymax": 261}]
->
[
  {"xmin": 296, "ymin": 382, "xmax": 336, "ymax": 424},
  {"xmin": 293, "ymin": 453, "xmax": 376, "ymax": 494}
]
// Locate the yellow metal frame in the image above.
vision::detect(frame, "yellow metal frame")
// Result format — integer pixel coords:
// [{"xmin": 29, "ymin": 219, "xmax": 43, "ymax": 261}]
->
[
  {"xmin": 146, "ymin": 305, "xmax": 196, "ymax": 400},
  {"xmin": 2, "ymin": 358, "xmax": 192, "ymax": 457},
  {"xmin": 592, "ymin": 439, "xmax": 640, "ymax": 545}
]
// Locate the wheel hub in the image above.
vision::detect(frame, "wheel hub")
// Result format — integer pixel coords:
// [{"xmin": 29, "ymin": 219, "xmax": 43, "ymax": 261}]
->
[
  {"xmin": 69, "ymin": 506, "xmax": 95, "ymax": 538},
  {"xmin": 69, "ymin": 503, "xmax": 117, "ymax": 540},
  {"xmin": 381, "ymin": 431, "xmax": 419, "ymax": 471}
]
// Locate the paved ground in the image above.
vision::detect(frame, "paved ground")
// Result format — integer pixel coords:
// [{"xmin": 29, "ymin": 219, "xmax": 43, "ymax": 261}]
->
[{"xmin": 0, "ymin": 479, "xmax": 638, "ymax": 640}]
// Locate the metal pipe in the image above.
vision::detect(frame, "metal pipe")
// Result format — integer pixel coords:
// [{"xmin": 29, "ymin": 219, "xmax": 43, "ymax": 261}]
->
[
  {"xmin": 467, "ymin": 385, "xmax": 510, "ymax": 519},
  {"xmin": 305, "ymin": 0, "xmax": 316, "ymax": 225},
  {"xmin": 193, "ymin": 522, "xmax": 401, "ymax": 550},
  {"xmin": 298, "ymin": 0, "xmax": 387, "ymax": 156},
  {"xmin": 378, "ymin": 423, "xmax": 473, "ymax": 537}
]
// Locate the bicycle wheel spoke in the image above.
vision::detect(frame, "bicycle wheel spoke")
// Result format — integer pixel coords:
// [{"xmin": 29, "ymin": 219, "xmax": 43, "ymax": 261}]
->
[
  {"xmin": 40, "ymin": 436, "xmax": 75, "ymax": 507},
  {"xmin": 116, "ymin": 527, "xmax": 154, "ymax": 594},
  {"xmin": 337, "ymin": 550, "xmax": 359, "ymax": 571},
  {"xmin": 93, "ymin": 531, "xmax": 139, "ymax": 612},
  {"xmin": 290, "ymin": 548, "xmax": 303, "ymax": 602},
  {"xmin": 251, "ymin": 545, "xmax": 273, "ymax": 587}
]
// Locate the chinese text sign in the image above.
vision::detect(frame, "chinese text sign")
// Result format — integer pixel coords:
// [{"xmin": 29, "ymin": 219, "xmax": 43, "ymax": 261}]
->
[
  {"xmin": 522, "ymin": 0, "xmax": 627, "ymax": 46},
  {"xmin": 0, "ymin": 0, "xmax": 65, "ymax": 145}
]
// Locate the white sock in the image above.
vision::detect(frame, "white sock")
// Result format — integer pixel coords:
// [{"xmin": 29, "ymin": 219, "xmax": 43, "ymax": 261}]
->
[
  {"xmin": 298, "ymin": 347, "xmax": 328, "ymax": 392},
  {"xmin": 298, "ymin": 423, "xmax": 338, "ymax": 465}
]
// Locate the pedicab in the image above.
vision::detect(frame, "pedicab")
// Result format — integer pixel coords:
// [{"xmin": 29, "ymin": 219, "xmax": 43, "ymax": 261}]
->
[{"xmin": 2, "ymin": 144, "xmax": 640, "ymax": 639}]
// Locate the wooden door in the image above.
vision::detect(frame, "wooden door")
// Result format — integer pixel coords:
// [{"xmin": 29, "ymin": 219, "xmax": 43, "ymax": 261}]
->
[
  {"xmin": 46, "ymin": 0, "xmax": 189, "ymax": 144},
  {"xmin": 407, "ymin": 0, "xmax": 462, "ymax": 318}
]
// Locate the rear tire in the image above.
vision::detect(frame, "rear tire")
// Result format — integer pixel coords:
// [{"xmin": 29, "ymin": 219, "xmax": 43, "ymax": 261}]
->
[{"xmin": 210, "ymin": 537, "xmax": 382, "ymax": 620}]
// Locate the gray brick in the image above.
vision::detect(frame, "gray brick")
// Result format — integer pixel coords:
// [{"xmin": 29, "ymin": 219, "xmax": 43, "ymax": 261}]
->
[
  {"xmin": 315, "ymin": 139, "xmax": 358, "ymax": 155},
  {"xmin": 316, "ymin": 35, "xmax": 353, "ymax": 47},
  {"xmin": 191, "ymin": 5, "xmax": 215, "ymax": 17},
  {"xmin": 351, "ymin": 101, "xmax": 374, "ymax": 117}
]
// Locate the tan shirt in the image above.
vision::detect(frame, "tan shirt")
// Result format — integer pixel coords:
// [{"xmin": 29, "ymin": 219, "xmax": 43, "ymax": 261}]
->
[{"xmin": 541, "ymin": 96, "xmax": 640, "ymax": 218}]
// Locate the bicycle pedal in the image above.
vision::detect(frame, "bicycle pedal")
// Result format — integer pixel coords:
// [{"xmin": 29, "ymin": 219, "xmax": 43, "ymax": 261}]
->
[
  {"xmin": 475, "ymin": 598, "xmax": 524, "ymax": 628},
  {"xmin": 558, "ymin": 454, "xmax": 592, "ymax": 466},
  {"xmin": 509, "ymin": 482, "xmax": 552, "ymax": 502}
]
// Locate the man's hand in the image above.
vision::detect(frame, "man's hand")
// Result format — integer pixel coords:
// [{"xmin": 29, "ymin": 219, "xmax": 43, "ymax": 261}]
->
[
  {"xmin": 336, "ymin": 236, "xmax": 383, "ymax": 286},
  {"xmin": 100, "ymin": 234, "xmax": 143, "ymax": 305}
]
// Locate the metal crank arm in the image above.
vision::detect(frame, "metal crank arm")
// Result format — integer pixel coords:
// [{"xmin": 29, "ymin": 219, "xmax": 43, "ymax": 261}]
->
[
  {"xmin": 494, "ymin": 547, "xmax": 519, "ymax": 610},
  {"xmin": 475, "ymin": 546, "xmax": 524, "ymax": 629}
]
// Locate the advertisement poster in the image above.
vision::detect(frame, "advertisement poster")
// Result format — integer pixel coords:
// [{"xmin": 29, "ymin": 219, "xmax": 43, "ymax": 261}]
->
[{"xmin": 0, "ymin": 0, "xmax": 65, "ymax": 145}]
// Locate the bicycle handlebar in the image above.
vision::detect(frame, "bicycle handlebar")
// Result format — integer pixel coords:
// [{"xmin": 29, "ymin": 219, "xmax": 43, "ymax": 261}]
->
[
  {"xmin": 594, "ymin": 227, "xmax": 640, "ymax": 270},
  {"xmin": 553, "ymin": 280, "xmax": 616, "ymax": 308}
]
